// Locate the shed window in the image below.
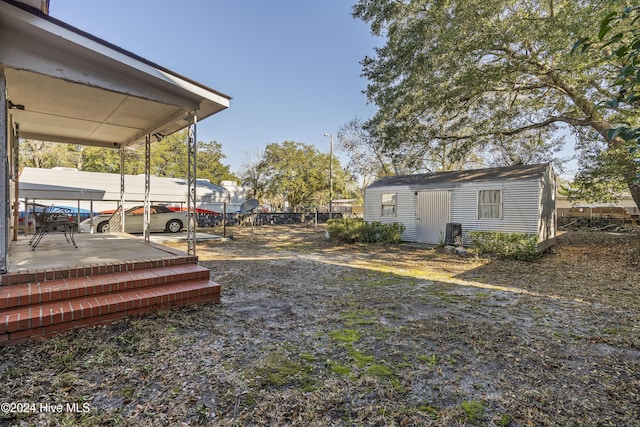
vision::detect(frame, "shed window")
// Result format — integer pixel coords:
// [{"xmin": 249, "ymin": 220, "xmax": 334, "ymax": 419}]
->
[
  {"xmin": 478, "ymin": 190, "xmax": 502, "ymax": 219},
  {"xmin": 381, "ymin": 193, "xmax": 397, "ymax": 217}
]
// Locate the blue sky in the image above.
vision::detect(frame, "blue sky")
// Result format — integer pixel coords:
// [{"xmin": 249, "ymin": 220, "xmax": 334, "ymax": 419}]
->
[{"xmin": 50, "ymin": 0, "xmax": 380, "ymax": 175}]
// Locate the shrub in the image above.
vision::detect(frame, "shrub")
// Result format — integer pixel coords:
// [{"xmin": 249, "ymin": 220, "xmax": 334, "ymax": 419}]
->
[
  {"xmin": 468, "ymin": 231, "xmax": 539, "ymax": 261},
  {"xmin": 327, "ymin": 218, "xmax": 405, "ymax": 244}
]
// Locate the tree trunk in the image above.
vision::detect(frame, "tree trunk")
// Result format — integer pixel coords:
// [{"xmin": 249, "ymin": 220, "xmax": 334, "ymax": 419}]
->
[{"xmin": 629, "ymin": 182, "xmax": 640, "ymax": 213}]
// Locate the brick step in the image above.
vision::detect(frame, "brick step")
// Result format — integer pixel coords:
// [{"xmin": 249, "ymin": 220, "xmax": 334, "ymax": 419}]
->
[
  {"xmin": 0, "ymin": 264, "xmax": 211, "ymax": 310},
  {"xmin": 0, "ymin": 255, "xmax": 199, "ymax": 286},
  {"xmin": 0, "ymin": 279, "xmax": 221, "ymax": 344}
]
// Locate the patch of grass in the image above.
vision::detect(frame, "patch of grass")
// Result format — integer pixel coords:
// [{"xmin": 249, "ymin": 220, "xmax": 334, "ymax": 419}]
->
[
  {"xmin": 418, "ymin": 404, "xmax": 439, "ymax": 419},
  {"xmin": 417, "ymin": 354, "xmax": 439, "ymax": 365},
  {"xmin": 53, "ymin": 351, "xmax": 78, "ymax": 373},
  {"xmin": 461, "ymin": 400, "xmax": 485, "ymax": 423},
  {"xmin": 255, "ymin": 352, "xmax": 316, "ymax": 391},
  {"xmin": 341, "ymin": 309, "xmax": 377, "ymax": 326},
  {"xmin": 365, "ymin": 272, "xmax": 413, "ymax": 288},
  {"xmin": 367, "ymin": 364, "xmax": 393, "ymax": 378},
  {"xmin": 53, "ymin": 372, "xmax": 78, "ymax": 390},
  {"xmin": 349, "ymin": 348, "xmax": 375, "ymax": 368},
  {"xmin": 496, "ymin": 413, "xmax": 512, "ymax": 426},
  {"xmin": 1, "ymin": 367, "xmax": 29, "ymax": 378},
  {"xmin": 329, "ymin": 329, "xmax": 360, "ymax": 343},
  {"xmin": 329, "ymin": 362, "xmax": 352, "ymax": 376},
  {"xmin": 120, "ymin": 388, "xmax": 136, "ymax": 400},
  {"xmin": 300, "ymin": 352, "xmax": 315, "ymax": 362}
]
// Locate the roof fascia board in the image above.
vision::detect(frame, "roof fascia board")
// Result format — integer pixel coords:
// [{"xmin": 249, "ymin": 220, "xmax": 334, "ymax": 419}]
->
[{"xmin": 1, "ymin": 0, "xmax": 230, "ymax": 107}]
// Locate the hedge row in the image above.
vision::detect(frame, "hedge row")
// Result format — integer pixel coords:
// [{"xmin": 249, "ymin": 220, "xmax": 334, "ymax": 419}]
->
[
  {"xmin": 468, "ymin": 231, "xmax": 539, "ymax": 261},
  {"xmin": 327, "ymin": 218, "xmax": 405, "ymax": 244}
]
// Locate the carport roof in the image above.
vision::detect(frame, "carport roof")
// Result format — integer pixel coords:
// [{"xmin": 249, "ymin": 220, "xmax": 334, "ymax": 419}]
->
[
  {"xmin": 19, "ymin": 167, "xmax": 227, "ymax": 203},
  {"xmin": 1, "ymin": 0, "xmax": 231, "ymax": 148}
]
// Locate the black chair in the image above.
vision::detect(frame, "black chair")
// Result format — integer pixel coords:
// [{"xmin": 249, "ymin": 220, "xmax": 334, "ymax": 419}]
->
[{"xmin": 29, "ymin": 206, "xmax": 77, "ymax": 250}]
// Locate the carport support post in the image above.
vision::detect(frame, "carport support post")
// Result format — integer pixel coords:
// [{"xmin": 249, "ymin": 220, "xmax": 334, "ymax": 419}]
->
[
  {"xmin": 186, "ymin": 114, "xmax": 197, "ymax": 255},
  {"xmin": 143, "ymin": 134, "xmax": 151, "ymax": 243},
  {"xmin": 12, "ymin": 124, "xmax": 19, "ymax": 242},
  {"xmin": 0, "ymin": 71, "xmax": 8, "ymax": 273},
  {"xmin": 120, "ymin": 148, "xmax": 125, "ymax": 232}
]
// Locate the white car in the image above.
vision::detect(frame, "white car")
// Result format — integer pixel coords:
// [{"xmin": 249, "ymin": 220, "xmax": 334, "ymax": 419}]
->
[{"xmin": 79, "ymin": 205, "xmax": 187, "ymax": 234}]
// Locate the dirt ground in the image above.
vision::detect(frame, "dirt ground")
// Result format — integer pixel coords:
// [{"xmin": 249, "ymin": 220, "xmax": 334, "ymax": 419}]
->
[{"xmin": 1, "ymin": 225, "xmax": 639, "ymax": 426}]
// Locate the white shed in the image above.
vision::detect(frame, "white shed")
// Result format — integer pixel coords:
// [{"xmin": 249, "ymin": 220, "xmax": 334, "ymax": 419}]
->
[{"xmin": 364, "ymin": 163, "xmax": 556, "ymax": 251}]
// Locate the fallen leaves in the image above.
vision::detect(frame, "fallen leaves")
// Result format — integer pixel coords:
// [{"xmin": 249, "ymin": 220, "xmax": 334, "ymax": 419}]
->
[{"xmin": 1, "ymin": 226, "xmax": 639, "ymax": 426}]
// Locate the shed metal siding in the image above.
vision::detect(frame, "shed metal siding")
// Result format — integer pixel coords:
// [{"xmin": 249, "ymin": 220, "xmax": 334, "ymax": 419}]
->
[
  {"xmin": 365, "ymin": 164, "xmax": 555, "ymax": 245},
  {"xmin": 451, "ymin": 181, "xmax": 541, "ymax": 243},
  {"xmin": 366, "ymin": 181, "xmax": 542, "ymax": 243},
  {"xmin": 364, "ymin": 186, "xmax": 416, "ymax": 241}
]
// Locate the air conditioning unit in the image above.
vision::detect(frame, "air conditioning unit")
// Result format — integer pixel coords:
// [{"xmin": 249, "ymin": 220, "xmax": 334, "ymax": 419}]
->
[{"xmin": 445, "ymin": 222, "xmax": 462, "ymax": 246}]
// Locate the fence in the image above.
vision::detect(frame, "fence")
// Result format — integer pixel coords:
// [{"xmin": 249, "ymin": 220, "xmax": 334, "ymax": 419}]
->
[
  {"xmin": 196, "ymin": 212, "xmax": 344, "ymax": 228},
  {"xmin": 558, "ymin": 206, "xmax": 639, "ymax": 230}
]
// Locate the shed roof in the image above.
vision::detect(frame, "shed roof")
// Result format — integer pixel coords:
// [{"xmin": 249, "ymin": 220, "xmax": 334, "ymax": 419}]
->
[{"xmin": 367, "ymin": 163, "xmax": 550, "ymax": 189}]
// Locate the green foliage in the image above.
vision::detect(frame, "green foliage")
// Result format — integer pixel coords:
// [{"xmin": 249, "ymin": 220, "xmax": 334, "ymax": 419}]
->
[
  {"xmin": 329, "ymin": 362, "xmax": 351, "ymax": 375},
  {"xmin": 19, "ymin": 130, "xmax": 238, "ymax": 184},
  {"xmin": 327, "ymin": 218, "xmax": 405, "ymax": 244},
  {"xmin": 353, "ymin": 0, "xmax": 618, "ymax": 167},
  {"xmin": 148, "ymin": 131, "xmax": 238, "ymax": 183},
  {"xmin": 349, "ymin": 347, "xmax": 375, "ymax": 368},
  {"xmin": 570, "ymin": 6, "xmax": 640, "ymax": 206},
  {"xmin": 597, "ymin": 7, "xmax": 640, "ymax": 186},
  {"xmin": 250, "ymin": 141, "xmax": 353, "ymax": 210},
  {"xmin": 469, "ymin": 231, "xmax": 539, "ymax": 261},
  {"xmin": 353, "ymin": 0, "xmax": 640, "ymax": 209},
  {"xmin": 562, "ymin": 143, "xmax": 632, "ymax": 203}
]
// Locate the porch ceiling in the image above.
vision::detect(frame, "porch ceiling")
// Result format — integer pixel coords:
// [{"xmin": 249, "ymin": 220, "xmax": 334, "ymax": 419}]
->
[
  {"xmin": 1, "ymin": 0, "xmax": 231, "ymax": 148},
  {"xmin": 6, "ymin": 69, "xmax": 193, "ymax": 148}
]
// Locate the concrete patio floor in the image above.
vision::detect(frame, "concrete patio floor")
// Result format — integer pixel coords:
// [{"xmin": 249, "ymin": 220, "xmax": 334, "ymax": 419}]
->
[{"xmin": 6, "ymin": 231, "xmax": 222, "ymax": 273}]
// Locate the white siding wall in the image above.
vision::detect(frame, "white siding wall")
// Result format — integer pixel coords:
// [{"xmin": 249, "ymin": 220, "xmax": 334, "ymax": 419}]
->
[
  {"xmin": 366, "ymin": 179, "xmax": 546, "ymax": 244},
  {"xmin": 364, "ymin": 186, "xmax": 417, "ymax": 241},
  {"xmin": 451, "ymin": 181, "xmax": 541, "ymax": 243}
]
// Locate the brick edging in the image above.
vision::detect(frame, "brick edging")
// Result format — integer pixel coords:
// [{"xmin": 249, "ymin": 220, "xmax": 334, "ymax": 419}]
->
[{"xmin": 0, "ymin": 256, "xmax": 199, "ymax": 286}]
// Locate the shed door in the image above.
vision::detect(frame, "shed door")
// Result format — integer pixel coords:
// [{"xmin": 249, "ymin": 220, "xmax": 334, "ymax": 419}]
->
[{"xmin": 416, "ymin": 190, "xmax": 451, "ymax": 244}]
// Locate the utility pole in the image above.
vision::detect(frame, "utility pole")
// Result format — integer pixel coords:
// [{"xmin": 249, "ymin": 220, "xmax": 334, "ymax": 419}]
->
[{"xmin": 324, "ymin": 133, "xmax": 333, "ymax": 219}]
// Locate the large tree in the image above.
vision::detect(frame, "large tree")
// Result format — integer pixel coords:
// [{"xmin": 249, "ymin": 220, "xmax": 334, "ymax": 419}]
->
[
  {"xmin": 149, "ymin": 131, "xmax": 238, "ymax": 184},
  {"xmin": 253, "ymin": 141, "xmax": 351, "ymax": 210},
  {"xmin": 564, "ymin": 6, "xmax": 640, "ymax": 203},
  {"xmin": 337, "ymin": 115, "xmax": 482, "ymax": 182},
  {"xmin": 337, "ymin": 116, "xmax": 394, "ymax": 193},
  {"xmin": 353, "ymin": 0, "xmax": 640, "ymax": 209}
]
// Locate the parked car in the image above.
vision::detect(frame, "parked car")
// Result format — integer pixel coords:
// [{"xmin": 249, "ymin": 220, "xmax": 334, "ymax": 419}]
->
[{"xmin": 78, "ymin": 205, "xmax": 187, "ymax": 234}]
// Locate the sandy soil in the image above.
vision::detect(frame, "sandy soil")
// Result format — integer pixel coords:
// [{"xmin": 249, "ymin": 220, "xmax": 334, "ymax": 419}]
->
[{"xmin": 1, "ymin": 225, "xmax": 639, "ymax": 426}]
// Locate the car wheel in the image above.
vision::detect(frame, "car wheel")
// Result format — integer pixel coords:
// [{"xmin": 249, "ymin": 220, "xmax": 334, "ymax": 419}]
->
[
  {"xmin": 166, "ymin": 219, "xmax": 183, "ymax": 233},
  {"xmin": 97, "ymin": 221, "xmax": 110, "ymax": 233}
]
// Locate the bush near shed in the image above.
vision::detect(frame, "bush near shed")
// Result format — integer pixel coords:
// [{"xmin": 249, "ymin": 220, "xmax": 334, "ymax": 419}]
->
[
  {"xmin": 327, "ymin": 218, "xmax": 405, "ymax": 244},
  {"xmin": 469, "ymin": 230, "xmax": 539, "ymax": 261}
]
